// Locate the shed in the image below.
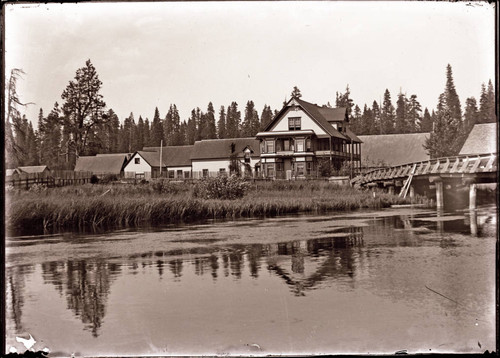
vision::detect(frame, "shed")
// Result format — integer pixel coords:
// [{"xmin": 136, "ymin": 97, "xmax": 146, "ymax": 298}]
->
[{"xmin": 74, "ymin": 154, "xmax": 129, "ymax": 177}]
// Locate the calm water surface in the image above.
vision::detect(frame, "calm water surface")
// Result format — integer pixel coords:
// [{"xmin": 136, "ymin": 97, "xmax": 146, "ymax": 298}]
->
[{"xmin": 5, "ymin": 205, "xmax": 497, "ymax": 356}]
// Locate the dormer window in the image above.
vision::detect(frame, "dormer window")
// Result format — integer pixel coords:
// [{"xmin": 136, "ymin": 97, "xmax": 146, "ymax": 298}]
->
[{"xmin": 288, "ymin": 117, "xmax": 301, "ymax": 130}]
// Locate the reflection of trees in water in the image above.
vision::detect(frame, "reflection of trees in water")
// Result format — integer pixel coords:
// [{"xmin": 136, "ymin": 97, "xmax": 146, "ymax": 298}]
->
[
  {"xmin": 6, "ymin": 264, "xmax": 35, "ymax": 334},
  {"xmin": 41, "ymin": 259, "xmax": 121, "ymax": 337}
]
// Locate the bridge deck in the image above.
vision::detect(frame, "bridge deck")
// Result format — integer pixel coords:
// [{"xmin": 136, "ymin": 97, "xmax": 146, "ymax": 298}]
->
[{"xmin": 353, "ymin": 153, "xmax": 497, "ymax": 186}]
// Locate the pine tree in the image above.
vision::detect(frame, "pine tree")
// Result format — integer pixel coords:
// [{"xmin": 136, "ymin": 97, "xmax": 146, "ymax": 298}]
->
[
  {"xmin": 26, "ymin": 121, "xmax": 39, "ymax": 165},
  {"xmin": 171, "ymin": 105, "xmax": 183, "ymax": 145},
  {"xmin": 406, "ymin": 95, "xmax": 422, "ymax": 133},
  {"xmin": 144, "ymin": 118, "xmax": 151, "ymax": 147},
  {"xmin": 242, "ymin": 100, "xmax": 258, "ymax": 137},
  {"xmin": 371, "ymin": 100, "xmax": 381, "ymax": 134},
  {"xmin": 186, "ymin": 109, "xmax": 197, "ymax": 145},
  {"xmin": 260, "ymin": 105, "xmax": 273, "ymax": 131},
  {"xmin": 179, "ymin": 120, "xmax": 187, "ymax": 145},
  {"xmin": 464, "ymin": 97, "xmax": 479, "ymax": 133},
  {"xmin": 136, "ymin": 115, "xmax": 146, "ymax": 150},
  {"xmin": 395, "ymin": 92, "xmax": 407, "ymax": 133},
  {"xmin": 217, "ymin": 106, "xmax": 226, "ymax": 139},
  {"xmin": 107, "ymin": 109, "xmax": 120, "ymax": 153},
  {"xmin": 39, "ymin": 103, "xmax": 62, "ymax": 168},
  {"xmin": 479, "ymin": 80, "xmax": 496, "ymax": 123},
  {"xmin": 380, "ymin": 89, "xmax": 395, "ymax": 134},
  {"xmin": 290, "ymin": 86, "xmax": 302, "ymax": 99},
  {"xmin": 419, "ymin": 108, "xmax": 433, "ymax": 132},
  {"xmin": 150, "ymin": 107, "xmax": 164, "ymax": 146},
  {"xmin": 60, "ymin": 60, "xmax": 107, "ymax": 156},
  {"xmin": 425, "ymin": 64, "xmax": 465, "ymax": 158},
  {"xmin": 351, "ymin": 105, "xmax": 362, "ymax": 134},
  {"xmin": 226, "ymin": 102, "xmax": 241, "ymax": 138},
  {"xmin": 335, "ymin": 85, "xmax": 354, "ymax": 116},
  {"xmin": 360, "ymin": 104, "xmax": 373, "ymax": 135},
  {"xmin": 205, "ymin": 102, "xmax": 217, "ymax": 139},
  {"xmin": 164, "ymin": 107, "xmax": 174, "ymax": 146}
]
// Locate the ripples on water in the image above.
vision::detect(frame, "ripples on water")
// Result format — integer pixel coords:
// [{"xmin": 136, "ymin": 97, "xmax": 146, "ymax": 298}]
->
[{"xmin": 5, "ymin": 205, "xmax": 497, "ymax": 356}]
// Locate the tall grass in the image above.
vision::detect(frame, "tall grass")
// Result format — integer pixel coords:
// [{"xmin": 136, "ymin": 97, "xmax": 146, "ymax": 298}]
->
[{"xmin": 6, "ymin": 180, "xmax": 417, "ymax": 233}]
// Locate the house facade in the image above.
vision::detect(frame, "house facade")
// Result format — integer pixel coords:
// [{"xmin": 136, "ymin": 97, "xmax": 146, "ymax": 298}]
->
[
  {"xmin": 256, "ymin": 97, "xmax": 362, "ymax": 179},
  {"xmin": 123, "ymin": 151, "xmax": 166, "ymax": 179},
  {"xmin": 190, "ymin": 138, "xmax": 261, "ymax": 178},
  {"xmin": 143, "ymin": 145, "xmax": 194, "ymax": 179}
]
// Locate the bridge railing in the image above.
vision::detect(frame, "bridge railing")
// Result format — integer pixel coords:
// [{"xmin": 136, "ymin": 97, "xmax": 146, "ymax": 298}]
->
[{"xmin": 353, "ymin": 153, "xmax": 497, "ymax": 186}]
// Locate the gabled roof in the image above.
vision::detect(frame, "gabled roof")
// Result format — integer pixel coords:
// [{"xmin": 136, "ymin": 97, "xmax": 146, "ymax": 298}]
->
[
  {"xmin": 134, "ymin": 151, "xmax": 165, "ymax": 168},
  {"xmin": 17, "ymin": 165, "xmax": 51, "ymax": 174},
  {"xmin": 6, "ymin": 168, "xmax": 21, "ymax": 176},
  {"xmin": 263, "ymin": 97, "xmax": 354, "ymax": 141},
  {"xmin": 358, "ymin": 132, "xmax": 430, "ymax": 167},
  {"xmin": 191, "ymin": 138, "xmax": 261, "ymax": 160},
  {"xmin": 459, "ymin": 123, "xmax": 498, "ymax": 155},
  {"xmin": 142, "ymin": 145, "xmax": 194, "ymax": 167},
  {"xmin": 74, "ymin": 154, "xmax": 128, "ymax": 174}
]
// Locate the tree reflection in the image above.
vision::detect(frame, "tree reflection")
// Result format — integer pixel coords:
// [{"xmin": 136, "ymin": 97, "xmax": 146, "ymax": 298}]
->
[
  {"xmin": 6, "ymin": 264, "xmax": 35, "ymax": 334},
  {"xmin": 41, "ymin": 259, "xmax": 121, "ymax": 337}
]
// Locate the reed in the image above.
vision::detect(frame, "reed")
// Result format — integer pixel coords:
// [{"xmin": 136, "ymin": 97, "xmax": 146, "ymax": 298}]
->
[{"xmin": 6, "ymin": 181, "xmax": 415, "ymax": 233}]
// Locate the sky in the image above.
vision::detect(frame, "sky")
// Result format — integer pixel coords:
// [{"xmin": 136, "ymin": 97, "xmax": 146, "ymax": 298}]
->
[{"xmin": 4, "ymin": 1, "xmax": 496, "ymax": 127}]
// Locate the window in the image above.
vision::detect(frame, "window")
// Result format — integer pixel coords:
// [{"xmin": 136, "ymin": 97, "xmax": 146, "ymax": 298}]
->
[
  {"xmin": 219, "ymin": 168, "xmax": 227, "ymax": 176},
  {"xmin": 288, "ymin": 117, "xmax": 301, "ymax": 130},
  {"xmin": 284, "ymin": 139, "xmax": 290, "ymax": 151},
  {"xmin": 276, "ymin": 162, "xmax": 284, "ymax": 172},
  {"xmin": 296, "ymin": 139, "xmax": 305, "ymax": 152},
  {"xmin": 135, "ymin": 158, "xmax": 140, "ymax": 164},
  {"xmin": 266, "ymin": 140, "xmax": 275, "ymax": 153},
  {"xmin": 177, "ymin": 170, "xmax": 183, "ymax": 178},
  {"xmin": 244, "ymin": 151, "xmax": 251, "ymax": 163},
  {"xmin": 306, "ymin": 138, "xmax": 311, "ymax": 152},
  {"xmin": 184, "ymin": 171, "xmax": 190, "ymax": 179},
  {"xmin": 168, "ymin": 170, "xmax": 174, "ymax": 179},
  {"xmin": 202, "ymin": 169, "xmax": 209, "ymax": 178},
  {"xmin": 295, "ymin": 163, "xmax": 305, "ymax": 176}
]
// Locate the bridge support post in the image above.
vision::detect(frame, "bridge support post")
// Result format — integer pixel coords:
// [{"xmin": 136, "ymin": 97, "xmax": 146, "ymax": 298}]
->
[
  {"xmin": 435, "ymin": 180, "xmax": 444, "ymax": 209},
  {"xmin": 469, "ymin": 183, "xmax": 477, "ymax": 210},
  {"xmin": 388, "ymin": 186, "xmax": 394, "ymax": 195},
  {"xmin": 410, "ymin": 186, "xmax": 414, "ymax": 202}
]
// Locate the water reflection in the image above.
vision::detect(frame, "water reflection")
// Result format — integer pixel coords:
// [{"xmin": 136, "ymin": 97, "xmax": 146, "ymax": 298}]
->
[
  {"xmin": 5, "ymin": 206, "xmax": 496, "ymax": 353},
  {"xmin": 39, "ymin": 260, "xmax": 121, "ymax": 337}
]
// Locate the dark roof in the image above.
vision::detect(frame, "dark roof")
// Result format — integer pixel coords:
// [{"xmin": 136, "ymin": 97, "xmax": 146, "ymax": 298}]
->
[
  {"xmin": 74, "ymin": 154, "xmax": 128, "ymax": 174},
  {"xmin": 17, "ymin": 165, "xmax": 51, "ymax": 173},
  {"xmin": 191, "ymin": 138, "xmax": 261, "ymax": 160},
  {"xmin": 459, "ymin": 123, "xmax": 497, "ymax": 155},
  {"xmin": 135, "ymin": 151, "xmax": 165, "ymax": 167},
  {"xmin": 317, "ymin": 106, "xmax": 348, "ymax": 123},
  {"xmin": 344, "ymin": 127, "xmax": 362, "ymax": 143},
  {"xmin": 141, "ymin": 145, "xmax": 194, "ymax": 167},
  {"xmin": 358, "ymin": 133, "xmax": 430, "ymax": 167}
]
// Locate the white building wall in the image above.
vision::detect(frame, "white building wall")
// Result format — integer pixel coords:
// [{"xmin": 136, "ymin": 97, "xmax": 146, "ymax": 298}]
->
[
  {"xmin": 192, "ymin": 158, "xmax": 260, "ymax": 177},
  {"xmin": 123, "ymin": 153, "xmax": 152, "ymax": 177},
  {"xmin": 166, "ymin": 165, "xmax": 192, "ymax": 178},
  {"xmin": 270, "ymin": 108, "xmax": 327, "ymax": 135}
]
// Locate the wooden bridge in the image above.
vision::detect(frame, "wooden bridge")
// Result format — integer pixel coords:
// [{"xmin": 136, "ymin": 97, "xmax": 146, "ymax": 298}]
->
[{"xmin": 352, "ymin": 153, "xmax": 497, "ymax": 209}]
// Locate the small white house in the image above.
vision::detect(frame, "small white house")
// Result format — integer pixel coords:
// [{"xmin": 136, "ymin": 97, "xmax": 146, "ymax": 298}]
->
[
  {"xmin": 190, "ymin": 138, "xmax": 261, "ymax": 178},
  {"xmin": 123, "ymin": 151, "xmax": 166, "ymax": 179}
]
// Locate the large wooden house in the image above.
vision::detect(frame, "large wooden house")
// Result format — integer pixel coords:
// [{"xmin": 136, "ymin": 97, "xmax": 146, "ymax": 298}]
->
[{"xmin": 256, "ymin": 97, "xmax": 362, "ymax": 179}]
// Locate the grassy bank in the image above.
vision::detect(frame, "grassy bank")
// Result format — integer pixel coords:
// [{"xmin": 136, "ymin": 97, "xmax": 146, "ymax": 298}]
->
[{"xmin": 6, "ymin": 180, "xmax": 417, "ymax": 233}]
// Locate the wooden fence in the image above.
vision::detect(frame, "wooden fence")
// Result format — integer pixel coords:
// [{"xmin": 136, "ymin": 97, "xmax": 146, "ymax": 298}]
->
[{"xmin": 6, "ymin": 171, "xmax": 93, "ymax": 189}]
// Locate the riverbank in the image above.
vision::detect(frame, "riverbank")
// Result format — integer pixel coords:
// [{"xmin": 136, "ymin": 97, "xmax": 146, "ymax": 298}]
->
[{"xmin": 6, "ymin": 180, "xmax": 420, "ymax": 234}]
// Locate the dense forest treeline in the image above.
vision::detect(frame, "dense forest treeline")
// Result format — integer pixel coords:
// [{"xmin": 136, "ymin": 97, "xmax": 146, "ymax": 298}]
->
[{"xmin": 5, "ymin": 61, "xmax": 496, "ymax": 169}]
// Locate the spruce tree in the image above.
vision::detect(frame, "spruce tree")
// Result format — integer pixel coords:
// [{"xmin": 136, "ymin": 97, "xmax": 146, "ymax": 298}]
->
[
  {"xmin": 242, "ymin": 100, "xmax": 258, "ymax": 137},
  {"xmin": 143, "ymin": 118, "xmax": 151, "ymax": 148},
  {"xmin": 164, "ymin": 107, "xmax": 174, "ymax": 146},
  {"xmin": 290, "ymin": 86, "xmax": 302, "ymax": 99},
  {"xmin": 351, "ymin": 105, "xmax": 362, "ymax": 134},
  {"xmin": 360, "ymin": 104, "xmax": 373, "ymax": 135},
  {"xmin": 205, "ymin": 102, "xmax": 217, "ymax": 139},
  {"xmin": 371, "ymin": 100, "xmax": 381, "ymax": 135},
  {"xmin": 380, "ymin": 89, "xmax": 395, "ymax": 134},
  {"xmin": 419, "ymin": 108, "xmax": 433, "ymax": 132},
  {"xmin": 150, "ymin": 107, "xmax": 164, "ymax": 146},
  {"xmin": 226, "ymin": 102, "xmax": 241, "ymax": 138},
  {"xmin": 335, "ymin": 85, "xmax": 354, "ymax": 116},
  {"xmin": 406, "ymin": 95, "xmax": 422, "ymax": 133},
  {"xmin": 217, "ymin": 106, "xmax": 226, "ymax": 139},
  {"xmin": 464, "ymin": 97, "xmax": 479, "ymax": 133},
  {"xmin": 260, "ymin": 105, "xmax": 274, "ymax": 131},
  {"xmin": 186, "ymin": 110, "xmax": 197, "ymax": 144},
  {"xmin": 395, "ymin": 92, "xmax": 407, "ymax": 133}
]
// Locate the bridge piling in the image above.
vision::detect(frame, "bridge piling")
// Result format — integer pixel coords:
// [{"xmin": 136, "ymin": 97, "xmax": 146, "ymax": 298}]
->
[
  {"xmin": 435, "ymin": 180, "xmax": 444, "ymax": 209},
  {"xmin": 469, "ymin": 183, "xmax": 477, "ymax": 210}
]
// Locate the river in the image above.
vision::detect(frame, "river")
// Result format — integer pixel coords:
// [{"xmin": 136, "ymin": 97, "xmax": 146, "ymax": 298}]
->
[{"xmin": 5, "ymin": 205, "xmax": 497, "ymax": 356}]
